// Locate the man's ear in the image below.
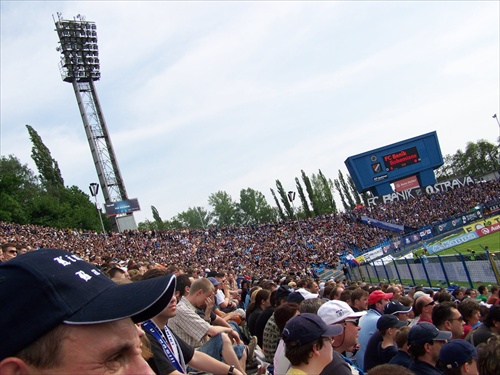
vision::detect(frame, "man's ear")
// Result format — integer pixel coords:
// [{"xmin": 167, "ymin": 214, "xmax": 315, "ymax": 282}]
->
[
  {"xmin": 0, "ymin": 357, "xmax": 32, "ymax": 375},
  {"xmin": 462, "ymin": 362, "xmax": 470, "ymax": 374},
  {"xmin": 444, "ymin": 320, "xmax": 452, "ymax": 331},
  {"xmin": 424, "ymin": 342, "xmax": 432, "ymax": 354}
]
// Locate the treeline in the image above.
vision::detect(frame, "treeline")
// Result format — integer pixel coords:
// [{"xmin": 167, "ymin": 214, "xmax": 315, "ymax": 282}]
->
[
  {"xmin": 1, "ymin": 123, "xmax": 498, "ymax": 232},
  {"xmin": 141, "ymin": 169, "xmax": 368, "ymax": 231},
  {"xmin": 141, "ymin": 139, "xmax": 499, "ymax": 231},
  {"xmin": 0, "ymin": 125, "xmax": 110, "ymax": 231}
]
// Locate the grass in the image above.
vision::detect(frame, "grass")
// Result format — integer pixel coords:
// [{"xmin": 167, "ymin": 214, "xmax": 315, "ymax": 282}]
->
[
  {"xmin": 361, "ymin": 232, "xmax": 500, "ymax": 288},
  {"xmin": 411, "ymin": 232, "xmax": 499, "ymax": 257}
]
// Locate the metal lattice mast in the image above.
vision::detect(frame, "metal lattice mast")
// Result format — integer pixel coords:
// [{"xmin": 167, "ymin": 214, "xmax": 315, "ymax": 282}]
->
[
  {"xmin": 72, "ymin": 80, "xmax": 128, "ymax": 203},
  {"xmin": 54, "ymin": 13, "xmax": 134, "ymax": 230}
]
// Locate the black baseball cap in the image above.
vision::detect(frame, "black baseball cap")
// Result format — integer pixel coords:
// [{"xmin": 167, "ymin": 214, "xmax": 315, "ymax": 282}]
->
[
  {"xmin": 283, "ymin": 313, "xmax": 343, "ymax": 347},
  {"xmin": 377, "ymin": 314, "xmax": 407, "ymax": 331},
  {"xmin": 408, "ymin": 322, "xmax": 452, "ymax": 347},
  {"xmin": 0, "ymin": 249, "xmax": 176, "ymax": 360}
]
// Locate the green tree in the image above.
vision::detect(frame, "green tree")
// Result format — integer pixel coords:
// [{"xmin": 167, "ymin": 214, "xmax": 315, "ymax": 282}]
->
[
  {"xmin": 295, "ymin": 177, "xmax": 312, "ymax": 218},
  {"xmin": 0, "ymin": 155, "xmax": 41, "ymax": 223},
  {"xmin": 26, "ymin": 125, "xmax": 64, "ymax": 191},
  {"xmin": 176, "ymin": 206, "xmax": 212, "ymax": 229},
  {"xmin": 436, "ymin": 139, "xmax": 499, "ymax": 181},
  {"xmin": 334, "ymin": 178, "xmax": 349, "ymax": 211},
  {"xmin": 238, "ymin": 188, "xmax": 275, "ymax": 224},
  {"xmin": 335, "ymin": 170, "xmax": 355, "ymax": 210},
  {"xmin": 459, "ymin": 140, "xmax": 499, "ymax": 177},
  {"xmin": 208, "ymin": 191, "xmax": 239, "ymax": 227},
  {"xmin": 347, "ymin": 174, "xmax": 362, "ymax": 206},
  {"xmin": 270, "ymin": 188, "xmax": 287, "ymax": 221},
  {"xmin": 310, "ymin": 169, "xmax": 337, "ymax": 214},
  {"xmin": 151, "ymin": 205, "xmax": 167, "ymax": 230},
  {"xmin": 301, "ymin": 170, "xmax": 320, "ymax": 216},
  {"xmin": 275, "ymin": 179, "xmax": 294, "ymax": 219}
]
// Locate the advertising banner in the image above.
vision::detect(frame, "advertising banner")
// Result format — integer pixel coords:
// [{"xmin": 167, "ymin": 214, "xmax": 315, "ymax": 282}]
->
[
  {"xmin": 105, "ymin": 198, "xmax": 141, "ymax": 216},
  {"xmin": 394, "ymin": 175, "xmax": 419, "ymax": 192},
  {"xmin": 475, "ymin": 222, "xmax": 500, "ymax": 238},
  {"xmin": 361, "ymin": 216, "xmax": 405, "ymax": 232}
]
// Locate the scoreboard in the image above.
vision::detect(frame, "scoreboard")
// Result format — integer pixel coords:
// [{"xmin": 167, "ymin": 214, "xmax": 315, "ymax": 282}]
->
[{"xmin": 345, "ymin": 132, "xmax": 443, "ymax": 196}]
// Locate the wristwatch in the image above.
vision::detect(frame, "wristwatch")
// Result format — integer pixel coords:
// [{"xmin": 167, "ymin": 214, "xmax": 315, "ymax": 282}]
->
[{"xmin": 227, "ymin": 365, "xmax": 235, "ymax": 375}]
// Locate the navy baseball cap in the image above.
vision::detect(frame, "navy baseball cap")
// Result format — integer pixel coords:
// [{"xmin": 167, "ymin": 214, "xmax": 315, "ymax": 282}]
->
[
  {"xmin": 377, "ymin": 314, "xmax": 407, "ymax": 331},
  {"xmin": 384, "ymin": 301, "xmax": 412, "ymax": 315},
  {"xmin": 408, "ymin": 322, "xmax": 452, "ymax": 347},
  {"xmin": 283, "ymin": 313, "xmax": 343, "ymax": 347},
  {"xmin": 0, "ymin": 249, "xmax": 176, "ymax": 360},
  {"xmin": 287, "ymin": 291, "xmax": 305, "ymax": 303},
  {"xmin": 439, "ymin": 340, "xmax": 477, "ymax": 369}
]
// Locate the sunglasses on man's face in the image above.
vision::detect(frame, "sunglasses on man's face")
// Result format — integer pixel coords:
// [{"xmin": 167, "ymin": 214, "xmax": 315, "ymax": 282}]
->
[{"xmin": 345, "ymin": 318, "xmax": 360, "ymax": 326}]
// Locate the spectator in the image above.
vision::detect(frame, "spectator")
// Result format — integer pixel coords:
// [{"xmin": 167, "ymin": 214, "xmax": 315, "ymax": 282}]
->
[
  {"xmin": 358, "ymin": 289, "xmax": 393, "ymax": 370},
  {"xmin": 246, "ymin": 289, "xmax": 271, "ymax": 338},
  {"xmin": 476, "ymin": 286, "xmax": 489, "ymax": 303},
  {"xmin": 141, "ymin": 271, "xmax": 244, "ymax": 375},
  {"xmin": 366, "ymin": 314, "xmax": 407, "ymax": 371},
  {"xmin": 458, "ymin": 299, "xmax": 481, "ymax": 338},
  {"xmin": 282, "ymin": 313, "xmax": 342, "ymax": 375},
  {"xmin": 477, "ymin": 335, "xmax": 500, "ymax": 375},
  {"xmin": 167, "ymin": 278, "xmax": 248, "ymax": 374},
  {"xmin": 254, "ymin": 290, "xmax": 277, "ymax": 348},
  {"xmin": 272, "ymin": 302, "xmax": 301, "ymax": 373},
  {"xmin": 0, "ymin": 248, "xmax": 175, "ymax": 374},
  {"xmin": 432, "ymin": 301, "xmax": 465, "ymax": 340},
  {"xmin": 408, "ymin": 322, "xmax": 452, "ymax": 375},
  {"xmin": 317, "ymin": 300, "xmax": 367, "ymax": 375},
  {"xmin": 410, "ymin": 293, "xmax": 435, "ymax": 327},
  {"xmin": 389, "ymin": 326, "xmax": 412, "ymax": 368},
  {"xmin": 485, "ymin": 285, "xmax": 499, "ymax": 305},
  {"xmin": 465, "ymin": 305, "xmax": 500, "ymax": 346},
  {"xmin": 367, "ymin": 364, "xmax": 415, "ymax": 375},
  {"xmin": 439, "ymin": 339, "xmax": 478, "ymax": 375},
  {"xmin": 1, "ymin": 242, "xmax": 17, "ymax": 262},
  {"xmin": 351, "ymin": 288, "xmax": 369, "ymax": 312},
  {"xmin": 384, "ymin": 301, "xmax": 413, "ymax": 323}
]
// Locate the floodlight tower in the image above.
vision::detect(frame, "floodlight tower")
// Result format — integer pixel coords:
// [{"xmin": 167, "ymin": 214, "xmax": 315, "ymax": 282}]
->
[{"xmin": 54, "ymin": 13, "xmax": 137, "ymax": 232}]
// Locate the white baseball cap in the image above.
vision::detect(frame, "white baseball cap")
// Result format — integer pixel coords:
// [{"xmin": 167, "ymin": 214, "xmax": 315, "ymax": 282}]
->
[{"xmin": 318, "ymin": 300, "xmax": 367, "ymax": 325}]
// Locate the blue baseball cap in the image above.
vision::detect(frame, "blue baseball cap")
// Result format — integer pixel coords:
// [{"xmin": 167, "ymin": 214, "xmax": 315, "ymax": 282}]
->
[
  {"xmin": 283, "ymin": 313, "xmax": 343, "ymax": 347},
  {"xmin": 408, "ymin": 322, "xmax": 452, "ymax": 347},
  {"xmin": 439, "ymin": 340, "xmax": 477, "ymax": 369},
  {"xmin": 207, "ymin": 276, "xmax": 221, "ymax": 286}
]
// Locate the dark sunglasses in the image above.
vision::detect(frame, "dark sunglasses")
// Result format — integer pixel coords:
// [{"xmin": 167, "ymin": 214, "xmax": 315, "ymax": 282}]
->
[{"xmin": 345, "ymin": 318, "xmax": 360, "ymax": 326}]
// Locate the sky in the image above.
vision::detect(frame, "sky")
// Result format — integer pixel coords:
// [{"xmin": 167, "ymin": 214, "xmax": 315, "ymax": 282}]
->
[{"xmin": 1, "ymin": 1, "xmax": 499, "ymax": 225}]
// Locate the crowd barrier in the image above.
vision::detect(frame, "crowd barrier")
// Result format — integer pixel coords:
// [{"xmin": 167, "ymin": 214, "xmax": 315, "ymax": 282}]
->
[{"xmin": 353, "ymin": 251, "xmax": 500, "ymax": 289}]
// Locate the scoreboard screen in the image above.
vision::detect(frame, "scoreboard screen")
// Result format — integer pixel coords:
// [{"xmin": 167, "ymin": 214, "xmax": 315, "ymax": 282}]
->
[
  {"xmin": 382, "ymin": 146, "xmax": 421, "ymax": 172},
  {"xmin": 345, "ymin": 132, "xmax": 443, "ymax": 196}
]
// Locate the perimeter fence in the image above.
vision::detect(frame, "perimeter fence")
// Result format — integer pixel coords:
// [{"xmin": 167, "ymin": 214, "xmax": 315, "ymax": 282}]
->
[{"xmin": 352, "ymin": 251, "xmax": 500, "ymax": 289}]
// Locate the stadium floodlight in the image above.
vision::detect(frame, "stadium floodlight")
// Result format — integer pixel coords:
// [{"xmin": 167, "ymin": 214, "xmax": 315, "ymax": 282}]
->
[
  {"xmin": 54, "ymin": 13, "xmax": 137, "ymax": 232},
  {"xmin": 54, "ymin": 13, "xmax": 100, "ymax": 82}
]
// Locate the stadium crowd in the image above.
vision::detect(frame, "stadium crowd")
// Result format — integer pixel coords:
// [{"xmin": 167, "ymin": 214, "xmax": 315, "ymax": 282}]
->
[{"xmin": 1, "ymin": 179, "xmax": 498, "ymax": 280}]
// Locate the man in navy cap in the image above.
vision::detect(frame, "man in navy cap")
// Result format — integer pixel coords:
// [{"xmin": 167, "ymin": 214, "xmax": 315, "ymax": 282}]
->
[
  {"xmin": 439, "ymin": 340, "xmax": 478, "ymax": 375},
  {"xmin": 0, "ymin": 249, "xmax": 176, "ymax": 375},
  {"xmin": 408, "ymin": 322, "xmax": 452, "ymax": 375},
  {"xmin": 282, "ymin": 313, "xmax": 343, "ymax": 375}
]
